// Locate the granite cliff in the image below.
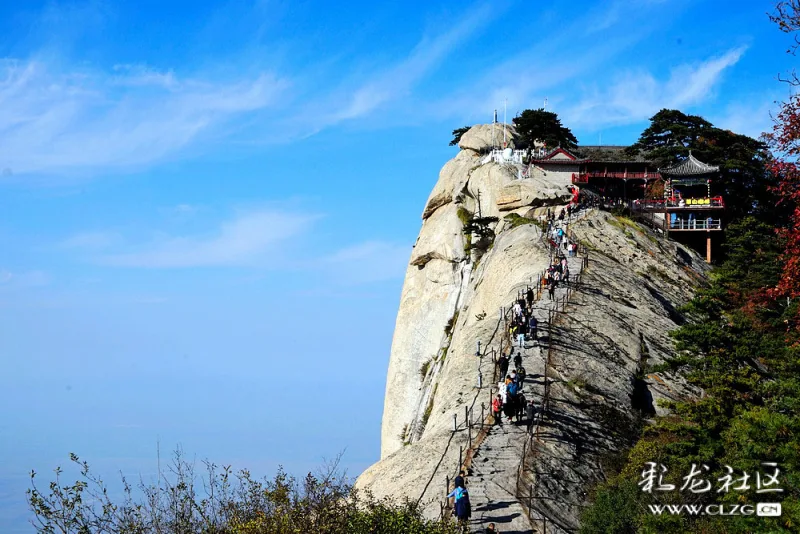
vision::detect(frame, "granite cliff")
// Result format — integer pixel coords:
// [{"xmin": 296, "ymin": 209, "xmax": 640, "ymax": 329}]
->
[{"xmin": 356, "ymin": 124, "xmax": 709, "ymax": 532}]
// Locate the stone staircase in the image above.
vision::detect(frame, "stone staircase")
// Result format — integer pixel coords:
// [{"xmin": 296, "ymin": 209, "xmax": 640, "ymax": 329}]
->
[{"xmin": 466, "ymin": 219, "xmax": 585, "ymax": 533}]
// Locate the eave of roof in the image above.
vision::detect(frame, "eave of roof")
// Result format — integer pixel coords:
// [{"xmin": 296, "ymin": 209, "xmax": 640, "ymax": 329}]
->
[{"xmin": 661, "ymin": 152, "xmax": 719, "ymax": 176}]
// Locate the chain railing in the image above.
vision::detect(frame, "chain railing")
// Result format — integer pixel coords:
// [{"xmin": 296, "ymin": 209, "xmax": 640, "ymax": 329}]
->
[{"xmin": 436, "ymin": 205, "xmax": 593, "ymax": 525}]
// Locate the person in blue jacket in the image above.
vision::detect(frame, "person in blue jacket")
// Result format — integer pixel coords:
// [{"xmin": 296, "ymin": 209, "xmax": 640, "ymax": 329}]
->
[{"xmin": 447, "ymin": 485, "xmax": 472, "ymax": 530}]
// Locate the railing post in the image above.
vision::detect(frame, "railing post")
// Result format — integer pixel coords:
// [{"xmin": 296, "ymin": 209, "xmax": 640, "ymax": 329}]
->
[
  {"xmin": 458, "ymin": 445, "xmax": 463, "ymax": 470},
  {"xmin": 453, "ymin": 413, "xmax": 457, "ymax": 432}
]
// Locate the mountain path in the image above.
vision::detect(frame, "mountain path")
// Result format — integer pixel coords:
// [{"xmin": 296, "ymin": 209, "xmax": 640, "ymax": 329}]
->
[{"xmin": 467, "ymin": 218, "xmax": 585, "ymax": 534}]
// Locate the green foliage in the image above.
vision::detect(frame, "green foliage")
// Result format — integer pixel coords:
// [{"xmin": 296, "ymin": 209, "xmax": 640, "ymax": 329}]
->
[
  {"xmin": 503, "ymin": 212, "xmax": 536, "ymax": 229},
  {"xmin": 628, "ymin": 109, "xmax": 776, "ymax": 221},
  {"xmin": 512, "ymin": 108, "xmax": 578, "ymax": 150},
  {"xmin": 27, "ymin": 450, "xmax": 460, "ymax": 534},
  {"xmin": 419, "ymin": 359, "xmax": 432, "ymax": 381},
  {"xmin": 449, "ymin": 125, "xmax": 470, "ymax": 146},
  {"xmin": 444, "ymin": 311, "xmax": 459, "ymax": 337},
  {"xmin": 580, "ymin": 211, "xmax": 800, "ymax": 533},
  {"xmin": 421, "ymin": 384, "xmax": 438, "ymax": 431},
  {"xmin": 579, "ymin": 479, "xmax": 643, "ymax": 534},
  {"xmin": 456, "ymin": 207, "xmax": 472, "ymax": 226}
]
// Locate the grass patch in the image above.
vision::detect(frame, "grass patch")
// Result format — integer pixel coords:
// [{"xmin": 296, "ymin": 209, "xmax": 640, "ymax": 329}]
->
[
  {"xmin": 444, "ymin": 311, "xmax": 460, "ymax": 336},
  {"xmin": 503, "ymin": 212, "xmax": 536, "ymax": 229},
  {"xmin": 420, "ymin": 383, "xmax": 438, "ymax": 431},
  {"xmin": 567, "ymin": 375, "xmax": 589, "ymax": 391},
  {"xmin": 399, "ymin": 423, "xmax": 410, "ymax": 445},
  {"xmin": 457, "ymin": 207, "xmax": 473, "ymax": 226},
  {"xmin": 645, "ymin": 264, "xmax": 672, "ymax": 283},
  {"xmin": 419, "ymin": 358, "xmax": 433, "ymax": 381}
]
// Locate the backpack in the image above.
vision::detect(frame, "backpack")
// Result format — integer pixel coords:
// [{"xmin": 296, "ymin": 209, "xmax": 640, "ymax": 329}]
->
[{"xmin": 507, "ymin": 381, "xmax": 519, "ymax": 396}]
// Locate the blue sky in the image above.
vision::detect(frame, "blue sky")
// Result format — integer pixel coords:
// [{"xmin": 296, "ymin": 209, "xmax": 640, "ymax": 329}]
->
[{"xmin": 0, "ymin": 0, "xmax": 795, "ymax": 530}]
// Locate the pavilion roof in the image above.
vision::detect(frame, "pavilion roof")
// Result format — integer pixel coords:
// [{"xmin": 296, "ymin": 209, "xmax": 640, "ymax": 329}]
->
[{"xmin": 660, "ymin": 152, "xmax": 719, "ymax": 176}]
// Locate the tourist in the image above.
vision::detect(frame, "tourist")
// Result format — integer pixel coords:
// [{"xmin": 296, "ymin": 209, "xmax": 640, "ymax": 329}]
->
[
  {"xmin": 513, "ymin": 352, "xmax": 522, "ymax": 370},
  {"xmin": 526, "ymin": 287, "xmax": 534, "ymax": 308},
  {"xmin": 485, "ymin": 523, "xmax": 498, "ymax": 533},
  {"xmin": 492, "ymin": 394, "xmax": 503, "ymax": 425},
  {"xmin": 516, "ymin": 390, "xmax": 527, "ymax": 422},
  {"xmin": 517, "ymin": 366, "xmax": 526, "ymax": 387},
  {"xmin": 454, "ymin": 486, "xmax": 471, "ymax": 529},
  {"xmin": 498, "ymin": 352, "xmax": 509, "ymax": 379},
  {"xmin": 563, "ymin": 265, "xmax": 570, "ymax": 287},
  {"xmin": 528, "ymin": 315, "xmax": 538, "ymax": 341},
  {"xmin": 548, "ymin": 279, "xmax": 556, "ymax": 300},
  {"xmin": 526, "ymin": 400, "xmax": 537, "ymax": 432},
  {"xmin": 504, "ymin": 383, "xmax": 517, "ymax": 423},
  {"xmin": 516, "ymin": 324, "xmax": 526, "ymax": 348},
  {"xmin": 562, "ymin": 234, "xmax": 569, "ymax": 250},
  {"xmin": 454, "ymin": 470, "xmax": 466, "ymax": 489}
]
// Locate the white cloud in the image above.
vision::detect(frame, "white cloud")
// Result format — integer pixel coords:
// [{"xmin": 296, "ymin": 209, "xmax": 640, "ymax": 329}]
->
[
  {"xmin": 96, "ymin": 209, "xmax": 319, "ymax": 268},
  {"xmin": 563, "ymin": 47, "xmax": 747, "ymax": 130},
  {"xmin": 0, "ymin": 59, "xmax": 288, "ymax": 175},
  {"xmin": 285, "ymin": 4, "xmax": 498, "ymax": 137}
]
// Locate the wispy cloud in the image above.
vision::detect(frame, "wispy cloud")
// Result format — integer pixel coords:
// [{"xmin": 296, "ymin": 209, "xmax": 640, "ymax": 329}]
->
[
  {"xmin": 95, "ymin": 209, "xmax": 319, "ymax": 268},
  {"xmin": 563, "ymin": 47, "xmax": 747, "ymax": 130},
  {"xmin": 425, "ymin": 0, "xmax": 672, "ymax": 124},
  {"xmin": 0, "ymin": 3, "xmax": 498, "ymax": 176},
  {"xmin": 0, "ymin": 59, "xmax": 288, "ymax": 175}
]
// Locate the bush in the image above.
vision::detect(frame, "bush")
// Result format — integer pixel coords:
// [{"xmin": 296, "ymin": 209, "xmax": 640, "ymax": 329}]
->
[
  {"xmin": 27, "ymin": 450, "xmax": 460, "ymax": 534},
  {"xmin": 503, "ymin": 212, "xmax": 536, "ymax": 229}
]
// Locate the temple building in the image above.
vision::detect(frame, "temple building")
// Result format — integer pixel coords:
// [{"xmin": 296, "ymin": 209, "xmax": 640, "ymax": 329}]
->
[{"xmin": 527, "ymin": 146, "xmax": 724, "ymax": 262}]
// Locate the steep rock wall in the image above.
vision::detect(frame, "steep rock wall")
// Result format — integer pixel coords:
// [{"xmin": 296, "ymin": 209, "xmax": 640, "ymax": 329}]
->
[{"xmin": 359, "ymin": 124, "xmax": 710, "ymax": 526}]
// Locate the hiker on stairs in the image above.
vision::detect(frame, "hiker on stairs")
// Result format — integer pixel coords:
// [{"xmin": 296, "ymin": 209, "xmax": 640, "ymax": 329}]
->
[{"xmin": 492, "ymin": 394, "xmax": 503, "ymax": 426}]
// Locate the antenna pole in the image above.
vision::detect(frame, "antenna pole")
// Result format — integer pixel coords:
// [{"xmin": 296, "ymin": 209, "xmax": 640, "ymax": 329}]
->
[
  {"xmin": 503, "ymin": 99, "xmax": 507, "ymax": 148},
  {"xmin": 493, "ymin": 109, "xmax": 497, "ymax": 149},
  {"xmin": 544, "ymin": 97, "xmax": 548, "ymax": 111}
]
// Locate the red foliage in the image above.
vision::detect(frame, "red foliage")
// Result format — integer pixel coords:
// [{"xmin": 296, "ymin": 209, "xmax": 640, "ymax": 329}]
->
[{"xmin": 764, "ymin": 95, "xmax": 800, "ymax": 303}]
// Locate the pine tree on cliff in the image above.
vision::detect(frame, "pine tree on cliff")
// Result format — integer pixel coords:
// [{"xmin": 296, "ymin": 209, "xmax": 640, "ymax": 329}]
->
[
  {"xmin": 449, "ymin": 126, "xmax": 471, "ymax": 146},
  {"xmin": 512, "ymin": 109, "xmax": 578, "ymax": 150},
  {"xmin": 628, "ymin": 108, "xmax": 774, "ymax": 221}
]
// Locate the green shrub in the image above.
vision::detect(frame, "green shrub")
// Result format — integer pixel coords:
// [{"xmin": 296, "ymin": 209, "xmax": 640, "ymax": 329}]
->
[
  {"xmin": 503, "ymin": 212, "xmax": 536, "ymax": 229},
  {"xmin": 27, "ymin": 450, "xmax": 461, "ymax": 534}
]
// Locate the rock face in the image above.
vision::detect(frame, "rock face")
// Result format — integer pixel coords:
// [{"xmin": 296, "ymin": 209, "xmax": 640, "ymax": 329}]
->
[
  {"xmin": 357, "ymin": 124, "xmax": 709, "ymax": 529},
  {"xmin": 458, "ymin": 123, "xmax": 517, "ymax": 152}
]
